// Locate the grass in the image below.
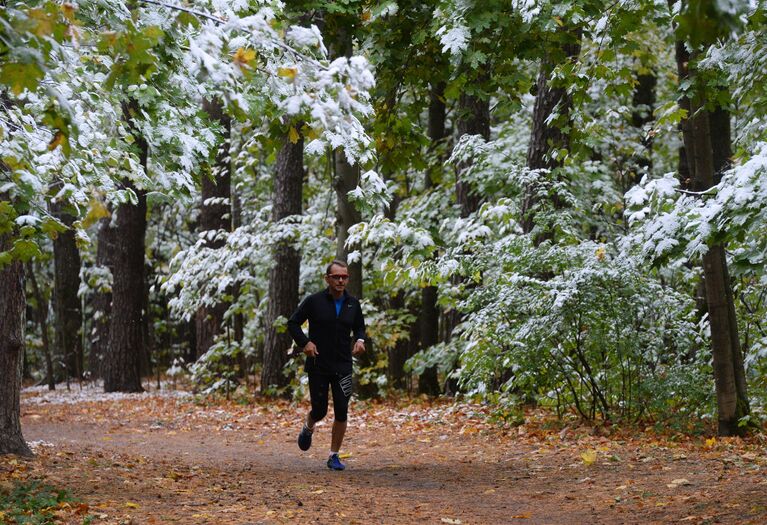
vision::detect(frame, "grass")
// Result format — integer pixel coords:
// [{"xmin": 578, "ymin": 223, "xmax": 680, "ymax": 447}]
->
[{"xmin": 0, "ymin": 480, "xmax": 92, "ymax": 525}]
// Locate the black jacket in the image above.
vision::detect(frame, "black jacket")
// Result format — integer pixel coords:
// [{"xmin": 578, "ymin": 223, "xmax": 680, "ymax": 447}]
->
[{"xmin": 287, "ymin": 288, "xmax": 366, "ymax": 375}]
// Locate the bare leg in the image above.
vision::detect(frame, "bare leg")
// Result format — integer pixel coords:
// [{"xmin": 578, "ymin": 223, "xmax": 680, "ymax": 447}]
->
[
  {"xmin": 330, "ymin": 420, "xmax": 347, "ymax": 453},
  {"xmin": 305, "ymin": 413, "xmax": 316, "ymax": 431}
]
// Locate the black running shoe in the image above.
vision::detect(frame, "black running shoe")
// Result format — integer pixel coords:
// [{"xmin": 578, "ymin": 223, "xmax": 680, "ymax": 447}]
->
[{"xmin": 297, "ymin": 425, "xmax": 313, "ymax": 451}]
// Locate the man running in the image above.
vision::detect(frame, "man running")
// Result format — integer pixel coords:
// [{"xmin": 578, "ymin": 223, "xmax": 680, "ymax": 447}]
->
[{"xmin": 287, "ymin": 260, "xmax": 366, "ymax": 470}]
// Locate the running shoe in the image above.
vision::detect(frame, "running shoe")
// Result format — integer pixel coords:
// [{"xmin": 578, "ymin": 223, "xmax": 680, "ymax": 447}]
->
[
  {"xmin": 297, "ymin": 425, "xmax": 313, "ymax": 451},
  {"xmin": 327, "ymin": 453, "xmax": 345, "ymax": 471}
]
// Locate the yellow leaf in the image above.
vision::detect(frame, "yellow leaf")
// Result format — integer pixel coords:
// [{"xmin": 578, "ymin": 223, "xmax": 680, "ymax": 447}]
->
[
  {"xmin": 288, "ymin": 126, "xmax": 300, "ymax": 144},
  {"xmin": 338, "ymin": 452, "xmax": 352, "ymax": 459},
  {"xmin": 125, "ymin": 502, "xmax": 140, "ymax": 509},
  {"xmin": 595, "ymin": 246, "xmax": 606, "ymax": 261},
  {"xmin": 82, "ymin": 198, "xmax": 111, "ymax": 229},
  {"xmin": 278, "ymin": 67, "xmax": 297, "ymax": 80},
  {"xmin": 580, "ymin": 450, "xmax": 597, "ymax": 466},
  {"xmin": 48, "ymin": 131, "xmax": 65, "ymax": 151},
  {"xmin": 705, "ymin": 437, "xmax": 716, "ymax": 448},
  {"xmin": 232, "ymin": 47, "xmax": 256, "ymax": 69}
]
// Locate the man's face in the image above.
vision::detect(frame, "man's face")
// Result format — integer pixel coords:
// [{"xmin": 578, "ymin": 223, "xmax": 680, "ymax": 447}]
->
[{"xmin": 325, "ymin": 264, "xmax": 349, "ymax": 294}]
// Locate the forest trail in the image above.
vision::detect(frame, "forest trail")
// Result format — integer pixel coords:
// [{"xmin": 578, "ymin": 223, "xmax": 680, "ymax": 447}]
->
[{"xmin": 5, "ymin": 386, "xmax": 767, "ymax": 525}]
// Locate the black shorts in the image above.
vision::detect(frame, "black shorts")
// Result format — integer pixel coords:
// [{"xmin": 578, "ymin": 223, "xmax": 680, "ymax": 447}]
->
[{"xmin": 308, "ymin": 372, "xmax": 353, "ymax": 423}]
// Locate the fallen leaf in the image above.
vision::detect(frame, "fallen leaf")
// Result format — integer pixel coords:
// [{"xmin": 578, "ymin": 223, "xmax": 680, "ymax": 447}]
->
[
  {"xmin": 581, "ymin": 450, "xmax": 597, "ymax": 466},
  {"xmin": 125, "ymin": 502, "xmax": 140, "ymax": 508},
  {"xmin": 667, "ymin": 478, "xmax": 691, "ymax": 488},
  {"xmin": 440, "ymin": 519, "xmax": 461, "ymax": 524}
]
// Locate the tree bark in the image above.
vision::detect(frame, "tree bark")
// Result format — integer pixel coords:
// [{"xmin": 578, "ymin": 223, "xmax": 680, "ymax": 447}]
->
[
  {"xmin": 50, "ymin": 188, "xmax": 83, "ymax": 379},
  {"xmin": 195, "ymin": 98, "xmax": 232, "ymax": 359},
  {"xmin": 27, "ymin": 263, "xmax": 55, "ymax": 390},
  {"xmin": 90, "ymin": 215, "xmax": 115, "ymax": 378},
  {"xmin": 709, "ymin": 102, "xmax": 749, "ymax": 423},
  {"xmin": 104, "ymin": 102, "xmax": 148, "ymax": 393},
  {"xmin": 628, "ymin": 70, "xmax": 657, "ymax": 187},
  {"xmin": 417, "ymin": 81, "xmax": 448, "ymax": 395},
  {"xmin": 261, "ymin": 128, "xmax": 304, "ymax": 393},
  {"xmin": 688, "ymin": 91, "xmax": 749, "ymax": 436},
  {"xmin": 0, "ymin": 233, "xmax": 33, "ymax": 456},
  {"xmin": 522, "ymin": 35, "xmax": 582, "ymax": 238},
  {"xmin": 455, "ymin": 85, "xmax": 489, "ymax": 217},
  {"xmin": 672, "ymin": 21, "xmax": 750, "ymax": 433}
]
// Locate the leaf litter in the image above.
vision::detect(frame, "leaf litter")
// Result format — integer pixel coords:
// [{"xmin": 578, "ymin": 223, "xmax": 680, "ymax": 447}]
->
[{"xmin": 3, "ymin": 386, "xmax": 766, "ymax": 524}]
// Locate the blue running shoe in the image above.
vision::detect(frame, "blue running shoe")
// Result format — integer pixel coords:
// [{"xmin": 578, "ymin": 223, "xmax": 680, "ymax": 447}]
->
[
  {"xmin": 327, "ymin": 453, "xmax": 345, "ymax": 471},
  {"xmin": 297, "ymin": 425, "xmax": 313, "ymax": 451}
]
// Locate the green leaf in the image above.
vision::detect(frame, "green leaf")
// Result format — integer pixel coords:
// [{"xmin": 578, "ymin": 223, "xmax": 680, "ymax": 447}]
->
[
  {"xmin": 11, "ymin": 239, "xmax": 42, "ymax": 262},
  {"xmin": 0, "ymin": 63, "xmax": 45, "ymax": 95}
]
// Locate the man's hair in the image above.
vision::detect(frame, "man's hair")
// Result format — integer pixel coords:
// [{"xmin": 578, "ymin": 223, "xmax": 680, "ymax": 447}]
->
[{"xmin": 326, "ymin": 259, "xmax": 348, "ymax": 275}]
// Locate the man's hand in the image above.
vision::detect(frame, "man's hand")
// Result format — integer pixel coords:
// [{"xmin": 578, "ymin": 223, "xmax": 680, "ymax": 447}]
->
[
  {"xmin": 352, "ymin": 340, "xmax": 365, "ymax": 356},
  {"xmin": 303, "ymin": 341, "xmax": 319, "ymax": 357}
]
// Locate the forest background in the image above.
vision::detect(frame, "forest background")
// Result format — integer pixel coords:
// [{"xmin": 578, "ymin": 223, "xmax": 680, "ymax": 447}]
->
[{"xmin": 3, "ymin": 0, "xmax": 767, "ymax": 461}]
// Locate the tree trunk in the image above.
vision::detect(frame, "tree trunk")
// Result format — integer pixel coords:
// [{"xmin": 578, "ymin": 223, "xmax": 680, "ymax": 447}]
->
[
  {"xmin": 522, "ymin": 35, "xmax": 582, "ymax": 238},
  {"xmin": 90, "ymin": 215, "xmax": 114, "ymax": 379},
  {"xmin": 325, "ymin": 12, "xmax": 376, "ymax": 397},
  {"xmin": 50, "ymin": 189, "xmax": 83, "ymax": 379},
  {"xmin": 261, "ymin": 128, "xmax": 304, "ymax": 393},
  {"xmin": 195, "ymin": 98, "xmax": 232, "ymax": 359},
  {"xmin": 418, "ymin": 81, "xmax": 447, "ymax": 395},
  {"xmin": 672, "ymin": 26, "xmax": 749, "ymax": 434},
  {"xmin": 709, "ymin": 102, "xmax": 749, "ymax": 424},
  {"xmin": 27, "ymin": 263, "xmax": 55, "ymax": 390},
  {"xmin": 688, "ymin": 92, "xmax": 749, "ymax": 436},
  {"xmin": 455, "ymin": 86, "xmax": 489, "ymax": 217},
  {"xmin": 104, "ymin": 102, "xmax": 148, "ymax": 393},
  {"xmin": 0, "ymin": 233, "xmax": 33, "ymax": 457},
  {"xmin": 418, "ymin": 284, "xmax": 441, "ymax": 395},
  {"xmin": 628, "ymin": 70, "xmax": 657, "ymax": 188}
]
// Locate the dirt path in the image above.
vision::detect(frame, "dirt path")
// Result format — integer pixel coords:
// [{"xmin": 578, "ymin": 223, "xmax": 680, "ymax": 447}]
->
[{"xmin": 5, "ymin": 387, "xmax": 767, "ymax": 524}]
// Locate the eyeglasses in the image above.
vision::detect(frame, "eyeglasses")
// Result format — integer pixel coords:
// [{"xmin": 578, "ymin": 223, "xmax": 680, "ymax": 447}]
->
[{"xmin": 327, "ymin": 274, "xmax": 349, "ymax": 281}]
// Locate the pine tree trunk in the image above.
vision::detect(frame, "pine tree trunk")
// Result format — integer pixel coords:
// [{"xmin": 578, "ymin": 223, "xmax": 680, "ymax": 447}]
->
[
  {"xmin": 522, "ymin": 35, "xmax": 582, "ymax": 238},
  {"xmin": 261, "ymin": 129, "xmax": 304, "ymax": 393},
  {"xmin": 0, "ymin": 233, "xmax": 33, "ymax": 457},
  {"xmin": 104, "ymin": 103, "xmax": 148, "ymax": 393},
  {"xmin": 90, "ymin": 216, "xmax": 114, "ymax": 378},
  {"xmin": 195, "ymin": 98, "xmax": 232, "ymax": 359},
  {"xmin": 50, "ymin": 190, "xmax": 83, "ymax": 379},
  {"xmin": 104, "ymin": 184, "xmax": 146, "ymax": 393}
]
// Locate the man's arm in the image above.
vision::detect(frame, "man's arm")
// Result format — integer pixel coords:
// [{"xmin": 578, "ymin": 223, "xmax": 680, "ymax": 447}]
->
[
  {"xmin": 352, "ymin": 300, "xmax": 366, "ymax": 356},
  {"xmin": 287, "ymin": 297, "xmax": 311, "ymax": 348},
  {"xmin": 353, "ymin": 300, "xmax": 366, "ymax": 340}
]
